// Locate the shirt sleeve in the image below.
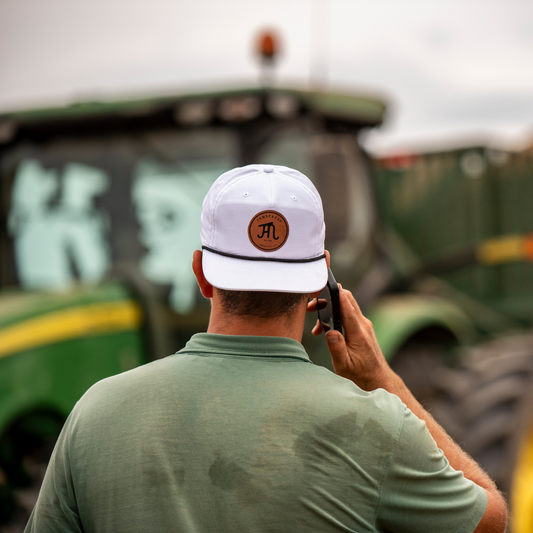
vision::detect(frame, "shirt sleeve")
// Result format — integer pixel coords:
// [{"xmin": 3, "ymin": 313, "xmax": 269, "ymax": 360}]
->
[
  {"xmin": 24, "ymin": 411, "xmax": 83, "ymax": 533},
  {"xmin": 375, "ymin": 406, "xmax": 487, "ymax": 533}
]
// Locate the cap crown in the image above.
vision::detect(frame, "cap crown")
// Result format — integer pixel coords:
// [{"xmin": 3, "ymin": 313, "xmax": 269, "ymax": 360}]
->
[{"xmin": 201, "ymin": 164, "xmax": 325, "ymax": 260}]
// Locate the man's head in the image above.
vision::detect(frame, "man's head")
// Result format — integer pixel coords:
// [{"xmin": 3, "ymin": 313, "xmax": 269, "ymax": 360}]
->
[{"xmin": 193, "ymin": 164, "xmax": 328, "ymax": 328}]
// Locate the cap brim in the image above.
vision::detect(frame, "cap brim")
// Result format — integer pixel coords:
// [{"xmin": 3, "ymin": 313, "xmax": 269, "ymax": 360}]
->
[{"xmin": 202, "ymin": 249, "xmax": 328, "ymax": 293}]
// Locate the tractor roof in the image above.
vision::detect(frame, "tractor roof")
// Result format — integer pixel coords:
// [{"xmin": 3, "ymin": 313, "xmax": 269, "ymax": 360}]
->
[{"xmin": 0, "ymin": 86, "xmax": 387, "ymax": 130}]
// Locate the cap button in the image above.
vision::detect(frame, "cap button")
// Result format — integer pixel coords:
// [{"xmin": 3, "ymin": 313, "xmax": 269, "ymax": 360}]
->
[{"xmin": 263, "ymin": 165, "xmax": 274, "ymax": 173}]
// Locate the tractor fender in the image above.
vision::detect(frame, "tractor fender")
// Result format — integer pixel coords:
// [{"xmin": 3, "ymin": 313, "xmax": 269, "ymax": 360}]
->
[
  {"xmin": 0, "ymin": 284, "xmax": 147, "ymax": 440},
  {"xmin": 366, "ymin": 294, "xmax": 477, "ymax": 362}
]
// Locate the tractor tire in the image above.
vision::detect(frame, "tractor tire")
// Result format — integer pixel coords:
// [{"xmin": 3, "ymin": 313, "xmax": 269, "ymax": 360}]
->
[
  {"xmin": 390, "ymin": 344, "xmax": 447, "ymax": 407},
  {"xmin": 430, "ymin": 335, "xmax": 533, "ymax": 533},
  {"xmin": 0, "ymin": 412, "xmax": 63, "ymax": 533}
]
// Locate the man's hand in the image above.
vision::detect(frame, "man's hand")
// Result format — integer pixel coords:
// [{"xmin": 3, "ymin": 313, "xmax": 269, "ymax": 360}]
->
[
  {"xmin": 308, "ymin": 284, "xmax": 508, "ymax": 533},
  {"xmin": 307, "ymin": 284, "xmax": 392, "ymax": 391}
]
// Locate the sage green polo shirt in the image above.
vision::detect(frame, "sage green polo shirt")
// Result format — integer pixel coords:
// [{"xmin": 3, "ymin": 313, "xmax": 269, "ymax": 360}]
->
[{"xmin": 26, "ymin": 334, "xmax": 486, "ymax": 533}]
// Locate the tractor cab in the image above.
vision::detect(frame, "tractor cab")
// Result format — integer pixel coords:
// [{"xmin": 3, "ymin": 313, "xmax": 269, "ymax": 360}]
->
[
  {"xmin": 0, "ymin": 84, "xmax": 385, "ymax": 527},
  {"xmin": 0, "ymin": 87, "xmax": 387, "ymax": 345}
]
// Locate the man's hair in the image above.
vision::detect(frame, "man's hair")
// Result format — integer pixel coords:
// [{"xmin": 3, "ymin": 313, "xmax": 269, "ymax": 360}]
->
[{"xmin": 217, "ymin": 289, "xmax": 307, "ymax": 320}]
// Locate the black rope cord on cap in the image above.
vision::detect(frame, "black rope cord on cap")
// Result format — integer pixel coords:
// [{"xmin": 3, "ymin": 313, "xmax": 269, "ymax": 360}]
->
[{"xmin": 202, "ymin": 246, "xmax": 326, "ymax": 264}]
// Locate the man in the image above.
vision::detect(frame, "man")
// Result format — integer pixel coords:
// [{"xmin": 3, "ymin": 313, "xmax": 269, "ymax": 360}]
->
[{"xmin": 26, "ymin": 164, "xmax": 506, "ymax": 532}]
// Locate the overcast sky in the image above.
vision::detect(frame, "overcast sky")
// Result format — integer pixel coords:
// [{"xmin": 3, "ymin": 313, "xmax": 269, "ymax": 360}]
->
[{"xmin": 2, "ymin": 0, "xmax": 533, "ymax": 154}]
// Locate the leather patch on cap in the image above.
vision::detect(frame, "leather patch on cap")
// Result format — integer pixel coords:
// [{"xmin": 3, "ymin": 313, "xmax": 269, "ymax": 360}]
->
[{"xmin": 248, "ymin": 210, "xmax": 289, "ymax": 252}]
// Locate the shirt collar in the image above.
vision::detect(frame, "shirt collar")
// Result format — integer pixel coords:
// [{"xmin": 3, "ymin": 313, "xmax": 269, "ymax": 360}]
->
[{"xmin": 178, "ymin": 333, "xmax": 311, "ymax": 363}]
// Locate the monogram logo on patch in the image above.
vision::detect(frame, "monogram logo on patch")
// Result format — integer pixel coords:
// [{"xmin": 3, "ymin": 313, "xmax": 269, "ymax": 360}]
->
[{"xmin": 248, "ymin": 210, "xmax": 289, "ymax": 252}]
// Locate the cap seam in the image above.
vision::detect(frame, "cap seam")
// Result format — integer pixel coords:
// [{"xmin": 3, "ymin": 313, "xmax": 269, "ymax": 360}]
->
[
  {"xmin": 203, "ymin": 245, "xmax": 325, "ymax": 262},
  {"xmin": 209, "ymin": 169, "xmax": 263, "ymax": 246},
  {"xmin": 277, "ymin": 173, "xmax": 324, "ymax": 252}
]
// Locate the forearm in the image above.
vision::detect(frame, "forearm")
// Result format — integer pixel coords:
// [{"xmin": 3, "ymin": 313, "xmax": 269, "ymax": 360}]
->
[
  {"xmin": 317, "ymin": 286, "xmax": 508, "ymax": 532},
  {"xmin": 376, "ymin": 369, "xmax": 508, "ymax": 532},
  {"xmin": 379, "ymin": 370, "xmax": 497, "ymax": 492}
]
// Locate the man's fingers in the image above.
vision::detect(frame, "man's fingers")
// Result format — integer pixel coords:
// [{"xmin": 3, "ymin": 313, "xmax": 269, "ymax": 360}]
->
[
  {"xmin": 325, "ymin": 330, "xmax": 349, "ymax": 374},
  {"xmin": 311, "ymin": 319, "xmax": 324, "ymax": 336},
  {"xmin": 317, "ymin": 299, "xmax": 328, "ymax": 310},
  {"xmin": 339, "ymin": 288, "xmax": 363, "ymax": 339},
  {"xmin": 307, "ymin": 298, "xmax": 328, "ymax": 313},
  {"xmin": 340, "ymin": 285, "xmax": 366, "ymax": 321}
]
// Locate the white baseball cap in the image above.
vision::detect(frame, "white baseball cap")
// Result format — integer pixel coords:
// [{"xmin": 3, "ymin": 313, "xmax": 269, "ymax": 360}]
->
[{"xmin": 201, "ymin": 164, "xmax": 327, "ymax": 293}]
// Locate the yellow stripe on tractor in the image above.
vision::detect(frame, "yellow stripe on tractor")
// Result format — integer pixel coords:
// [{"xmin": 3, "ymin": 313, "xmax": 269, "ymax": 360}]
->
[
  {"xmin": 476, "ymin": 234, "xmax": 533, "ymax": 265},
  {"xmin": 0, "ymin": 301, "xmax": 143, "ymax": 359}
]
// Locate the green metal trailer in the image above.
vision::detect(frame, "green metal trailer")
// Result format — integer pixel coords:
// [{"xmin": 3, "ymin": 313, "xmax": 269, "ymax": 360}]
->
[
  {"xmin": 0, "ymin": 87, "xmax": 530, "ymax": 530},
  {"xmin": 375, "ymin": 147, "xmax": 533, "ymax": 533}
]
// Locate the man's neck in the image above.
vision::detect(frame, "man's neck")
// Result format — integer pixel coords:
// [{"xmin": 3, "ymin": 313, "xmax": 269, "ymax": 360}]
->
[{"xmin": 206, "ymin": 299, "xmax": 307, "ymax": 343}]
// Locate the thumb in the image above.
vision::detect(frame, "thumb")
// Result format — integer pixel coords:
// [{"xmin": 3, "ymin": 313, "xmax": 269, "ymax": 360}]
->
[{"xmin": 325, "ymin": 330, "xmax": 348, "ymax": 374}]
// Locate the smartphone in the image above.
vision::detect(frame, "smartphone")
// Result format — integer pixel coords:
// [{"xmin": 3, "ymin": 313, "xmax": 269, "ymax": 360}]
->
[{"xmin": 317, "ymin": 268, "xmax": 343, "ymax": 335}]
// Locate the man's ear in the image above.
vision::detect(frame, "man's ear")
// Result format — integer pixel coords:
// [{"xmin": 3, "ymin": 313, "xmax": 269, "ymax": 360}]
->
[{"xmin": 192, "ymin": 250, "xmax": 213, "ymax": 299}]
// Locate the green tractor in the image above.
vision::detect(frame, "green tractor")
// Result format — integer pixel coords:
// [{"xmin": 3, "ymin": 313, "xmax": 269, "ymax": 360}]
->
[
  {"xmin": 376, "ymin": 146, "xmax": 533, "ymax": 533},
  {"xmin": 0, "ymin": 85, "xmax": 531, "ymax": 531}
]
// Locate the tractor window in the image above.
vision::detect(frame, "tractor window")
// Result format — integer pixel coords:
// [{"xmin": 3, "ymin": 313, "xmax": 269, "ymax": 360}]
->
[{"xmin": 2, "ymin": 128, "xmax": 238, "ymax": 313}]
